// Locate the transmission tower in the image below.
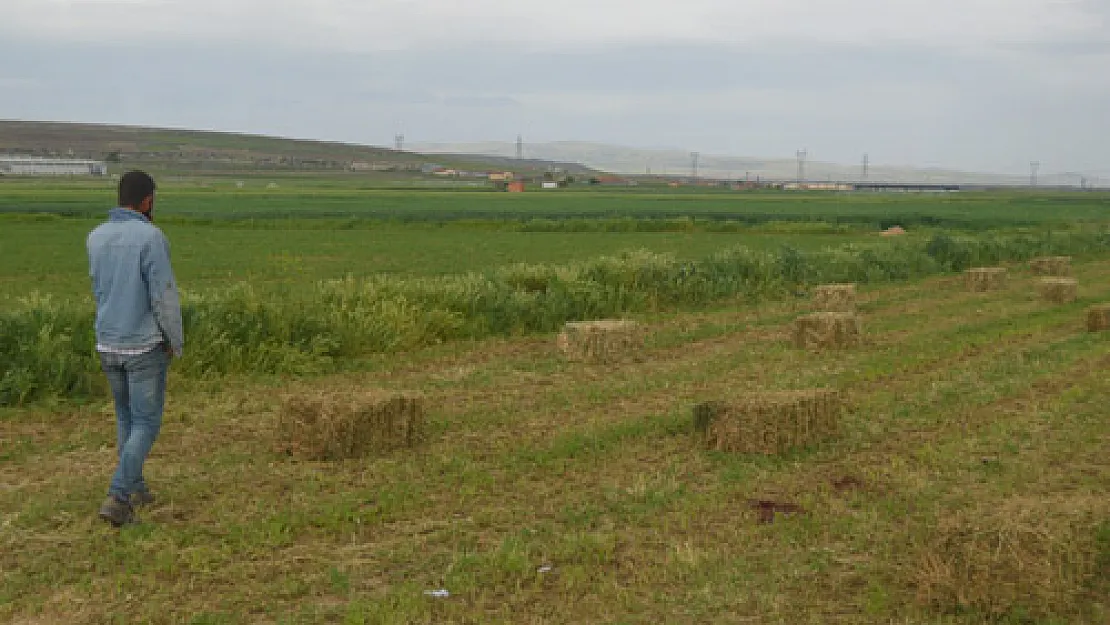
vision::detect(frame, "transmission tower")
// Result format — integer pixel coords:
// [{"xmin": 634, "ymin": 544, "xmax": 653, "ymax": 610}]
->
[
  {"xmin": 516, "ymin": 135, "xmax": 524, "ymax": 161},
  {"xmin": 394, "ymin": 134, "xmax": 404, "ymax": 151},
  {"xmin": 862, "ymin": 153, "xmax": 869, "ymax": 182},
  {"xmin": 1030, "ymin": 161, "xmax": 1040, "ymax": 187},
  {"xmin": 691, "ymin": 152, "xmax": 700, "ymax": 180},
  {"xmin": 796, "ymin": 149, "xmax": 808, "ymax": 185}
]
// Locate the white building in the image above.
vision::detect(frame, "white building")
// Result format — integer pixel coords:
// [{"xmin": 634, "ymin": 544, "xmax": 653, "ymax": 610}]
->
[{"xmin": 0, "ymin": 156, "xmax": 109, "ymax": 176}]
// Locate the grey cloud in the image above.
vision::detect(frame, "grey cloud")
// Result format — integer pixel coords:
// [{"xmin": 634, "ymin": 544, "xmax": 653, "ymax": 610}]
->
[
  {"xmin": 0, "ymin": 37, "xmax": 1106, "ymax": 176},
  {"xmin": 442, "ymin": 96, "xmax": 520, "ymax": 108}
]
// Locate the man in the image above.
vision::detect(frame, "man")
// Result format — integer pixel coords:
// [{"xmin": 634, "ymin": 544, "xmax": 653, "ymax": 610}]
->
[{"xmin": 87, "ymin": 170, "xmax": 184, "ymax": 527}]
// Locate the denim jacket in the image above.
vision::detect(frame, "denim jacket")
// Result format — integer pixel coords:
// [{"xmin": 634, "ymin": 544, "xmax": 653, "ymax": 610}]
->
[{"xmin": 87, "ymin": 208, "xmax": 184, "ymax": 355}]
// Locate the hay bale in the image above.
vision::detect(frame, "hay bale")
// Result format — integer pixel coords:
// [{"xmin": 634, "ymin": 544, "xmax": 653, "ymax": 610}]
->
[
  {"xmin": 1037, "ymin": 277, "xmax": 1078, "ymax": 304},
  {"xmin": 1087, "ymin": 303, "xmax": 1110, "ymax": 332},
  {"xmin": 1029, "ymin": 256, "xmax": 1072, "ymax": 276},
  {"xmin": 812, "ymin": 284, "xmax": 857, "ymax": 312},
  {"xmin": 914, "ymin": 496, "xmax": 1108, "ymax": 618},
  {"xmin": 793, "ymin": 312, "xmax": 861, "ymax": 349},
  {"xmin": 965, "ymin": 267, "xmax": 1008, "ymax": 292},
  {"xmin": 277, "ymin": 390, "xmax": 425, "ymax": 460},
  {"xmin": 694, "ymin": 389, "xmax": 842, "ymax": 455},
  {"xmin": 557, "ymin": 319, "xmax": 644, "ymax": 363}
]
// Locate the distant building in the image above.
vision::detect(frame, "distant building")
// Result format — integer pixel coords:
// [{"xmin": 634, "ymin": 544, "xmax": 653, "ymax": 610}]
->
[
  {"xmin": 782, "ymin": 182, "xmax": 854, "ymax": 191},
  {"xmin": 0, "ymin": 156, "xmax": 108, "ymax": 176}
]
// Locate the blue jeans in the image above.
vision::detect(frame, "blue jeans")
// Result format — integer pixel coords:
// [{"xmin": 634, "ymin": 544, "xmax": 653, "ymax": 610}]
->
[{"xmin": 99, "ymin": 348, "xmax": 169, "ymax": 501}]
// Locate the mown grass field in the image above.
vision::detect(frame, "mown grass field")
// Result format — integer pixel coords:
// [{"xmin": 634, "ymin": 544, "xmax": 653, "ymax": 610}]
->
[{"xmin": 1, "ymin": 181, "xmax": 1109, "ymax": 623}]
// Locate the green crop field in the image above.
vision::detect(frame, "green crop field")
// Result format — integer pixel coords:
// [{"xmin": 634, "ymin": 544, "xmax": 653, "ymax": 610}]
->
[
  {"xmin": 1, "ymin": 177, "xmax": 1109, "ymax": 623},
  {"xmin": 2, "ymin": 178, "xmax": 1109, "ymax": 225},
  {"xmin": 0, "ymin": 218, "xmax": 863, "ymax": 300}
]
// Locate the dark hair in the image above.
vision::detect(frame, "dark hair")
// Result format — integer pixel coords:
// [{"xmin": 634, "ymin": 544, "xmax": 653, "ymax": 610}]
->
[{"xmin": 118, "ymin": 170, "xmax": 156, "ymax": 208}]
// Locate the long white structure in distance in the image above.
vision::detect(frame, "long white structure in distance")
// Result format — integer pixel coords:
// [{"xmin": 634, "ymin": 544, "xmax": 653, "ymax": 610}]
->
[{"xmin": 0, "ymin": 156, "xmax": 108, "ymax": 176}]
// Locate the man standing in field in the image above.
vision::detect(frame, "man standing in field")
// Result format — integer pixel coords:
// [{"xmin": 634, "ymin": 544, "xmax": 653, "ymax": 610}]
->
[{"xmin": 87, "ymin": 171, "xmax": 184, "ymax": 527}]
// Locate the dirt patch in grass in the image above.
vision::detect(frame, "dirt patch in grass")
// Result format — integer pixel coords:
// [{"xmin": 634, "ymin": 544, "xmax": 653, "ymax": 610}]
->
[{"xmin": 748, "ymin": 499, "xmax": 805, "ymax": 524}]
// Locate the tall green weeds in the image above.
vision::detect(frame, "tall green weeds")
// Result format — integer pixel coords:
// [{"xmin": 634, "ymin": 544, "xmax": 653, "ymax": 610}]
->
[{"xmin": 3, "ymin": 228, "xmax": 1109, "ymax": 405}]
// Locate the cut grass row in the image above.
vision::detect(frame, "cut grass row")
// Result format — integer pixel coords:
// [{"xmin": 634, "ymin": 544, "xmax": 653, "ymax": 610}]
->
[{"xmin": 2, "ymin": 260, "xmax": 1108, "ymax": 623}]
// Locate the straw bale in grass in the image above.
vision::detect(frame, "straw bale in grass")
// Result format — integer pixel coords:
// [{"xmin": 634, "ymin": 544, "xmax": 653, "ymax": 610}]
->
[
  {"xmin": 793, "ymin": 312, "xmax": 861, "ymax": 349},
  {"xmin": 965, "ymin": 267, "xmax": 1008, "ymax": 292},
  {"xmin": 812, "ymin": 283, "xmax": 857, "ymax": 312},
  {"xmin": 1037, "ymin": 277, "xmax": 1078, "ymax": 304},
  {"xmin": 914, "ymin": 496, "xmax": 1108, "ymax": 619},
  {"xmin": 1087, "ymin": 303, "xmax": 1110, "ymax": 332},
  {"xmin": 557, "ymin": 319, "xmax": 644, "ymax": 363},
  {"xmin": 693, "ymin": 389, "xmax": 842, "ymax": 455},
  {"xmin": 1029, "ymin": 256, "xmax": 1072, "ymax": 276},
  {"xmin": 278, "ymin": 390, "xmax": 425, "ymax": 460}
]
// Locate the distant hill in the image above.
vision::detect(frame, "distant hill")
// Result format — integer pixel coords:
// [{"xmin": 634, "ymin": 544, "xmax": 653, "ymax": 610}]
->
[
  {"xmin": 412, "ymin": 140, "xmax": 1100, "ymax": 187},
  {"xmin": 0, "ymin": 121, "xmax": 599, "ymax": 177}
]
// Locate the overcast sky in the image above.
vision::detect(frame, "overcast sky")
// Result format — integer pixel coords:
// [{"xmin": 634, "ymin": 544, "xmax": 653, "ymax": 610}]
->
[{"xmin": 1, "ymin": 0, "xmax": 1107, "ymax": 174}]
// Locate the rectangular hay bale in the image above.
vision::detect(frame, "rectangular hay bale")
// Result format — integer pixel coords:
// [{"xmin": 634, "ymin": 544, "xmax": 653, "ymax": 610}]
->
[
  {"xmin": 277, "ymin": 390, "xmax": 425, "ymax": 460},
  {"xmin": 1037, "ymin": 277, "xmax": 1078, "ymax": 304},
  {"xmin": 557, "ymin": 319, "xmax": 644, "ymax": 363},
  {"xmin": 793, "ymin": 312, "xmax": 861, "ymax": 349},
  {"xmin": 1087, "ymin": 303, "xmax": 1110, "ymax": 332},
  {"xmin": 913, "ymin": 496, "xmax": 1108, "ymax": 618},
  {"xmin": 965, "ymin": 267, "xmax": 1008, "ymax": 292},
  {"xmin": 1029, "ymin": 256, "xmax": 1072, "ymax": 276},
  {"xmin": 812, "ymin": 283, "xmax": 857, "ymax": 312},
  {"xmin": 694, "ymin": 390, "xmax": 842, "ymax": 455}
]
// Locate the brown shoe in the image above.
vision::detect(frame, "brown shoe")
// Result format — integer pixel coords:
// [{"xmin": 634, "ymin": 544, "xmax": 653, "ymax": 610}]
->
[{"xmin": 98, "ymin": 496, "xmax": 135, "ymax": 527}]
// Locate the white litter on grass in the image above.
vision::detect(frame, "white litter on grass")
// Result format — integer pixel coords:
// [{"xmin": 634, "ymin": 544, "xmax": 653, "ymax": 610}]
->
[
  {"xmin": 423, "ymin": 589, "xmax": 450, "ymax": 598},
  {"xmin": 537, "ymin": 565, "xmax": 553, "ymax": 574}
]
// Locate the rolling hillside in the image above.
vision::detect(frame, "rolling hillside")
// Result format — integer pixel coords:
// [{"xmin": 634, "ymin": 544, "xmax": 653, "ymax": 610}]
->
[{"xmin": 0, "ymin": 120, "xmax": 599, "ymax": 177}]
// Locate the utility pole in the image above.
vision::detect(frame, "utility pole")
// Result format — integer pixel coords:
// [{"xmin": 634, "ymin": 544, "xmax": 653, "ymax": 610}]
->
[
  {"xmin": 796, "ymin": 149, "xmax": 808, "ymax": 185},
  {"xmin": 1030, "ymin": 161, "xmax": 1040, "ymax": 187},
  {"xmin": 691, "ymin": 152, "xmax": 700, "ymax": 180},
  {"xmin": 862, "ymin": 153, "xmax": 869, "ymax": 182},
  {"xmin": 394, "ymin": 133, "xmax": 404, "ymax": 151},
  {"xmin": 516, "ymin": 134, "xmax": 524, "ymax": 161}
]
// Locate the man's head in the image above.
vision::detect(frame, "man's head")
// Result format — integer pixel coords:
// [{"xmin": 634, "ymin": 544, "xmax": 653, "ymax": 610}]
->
[{"xmin": 118, "ymin": 170, "xmax": 157, "ymax": 219}]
